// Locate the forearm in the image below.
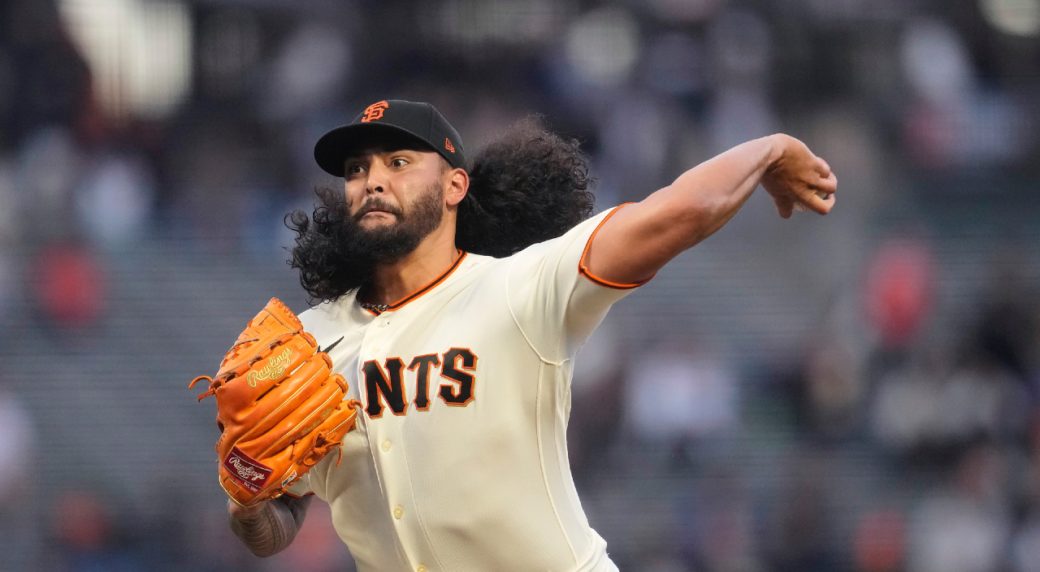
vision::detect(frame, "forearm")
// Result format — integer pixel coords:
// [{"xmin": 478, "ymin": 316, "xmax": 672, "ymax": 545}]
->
[
  {"xmin": 658, "ymin": 135, "xmax": 780, "ymax": 246},
  {"xmin": 228, "ymin": 496, "xmax": 310, "ymax": 557}
]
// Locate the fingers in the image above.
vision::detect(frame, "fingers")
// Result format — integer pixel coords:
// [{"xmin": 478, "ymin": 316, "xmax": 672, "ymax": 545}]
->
[
  {"xmin": 801, "ymin": 168, "xmax": 837, "ymax": 215},
  {"xmin": 767, "ymin": 148, "xmax": 838, "ymax": 218},
  {"xmin": 774, "ymin": 195, "xmax": 794, "ymax": 219},
  {"xmin": 814, "ymin": 156, "xmax": 832, "ymax": 178},
  {"xmin": 816, "ymin": 170, "xmax": 838, "ymax": 193}
]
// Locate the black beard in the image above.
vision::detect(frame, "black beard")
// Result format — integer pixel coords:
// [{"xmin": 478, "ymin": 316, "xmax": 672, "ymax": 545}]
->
[
  {"xmin": 349, "ymin": 190, "xmax": 443, "ymax": 263},
  {"xmin": 287, "ymin": 185, "xmax": 445, "ymax": 303}
]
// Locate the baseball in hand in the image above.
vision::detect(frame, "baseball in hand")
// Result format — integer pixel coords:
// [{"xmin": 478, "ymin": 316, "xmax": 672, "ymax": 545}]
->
[{"xmin": 793, "ymin": 190, "xmax": 830, "ymax": 213}]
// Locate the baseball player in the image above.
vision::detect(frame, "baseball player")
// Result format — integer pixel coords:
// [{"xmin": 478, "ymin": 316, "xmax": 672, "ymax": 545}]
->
[{"xmin": 225, "ymin": 99, "xmax": 836, "ymax": 571}]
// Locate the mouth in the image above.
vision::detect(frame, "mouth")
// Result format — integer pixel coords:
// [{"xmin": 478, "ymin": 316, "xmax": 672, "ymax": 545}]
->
[{"xmin": 355, "ymin": 203, "xmax": 400, "ymax": 221}]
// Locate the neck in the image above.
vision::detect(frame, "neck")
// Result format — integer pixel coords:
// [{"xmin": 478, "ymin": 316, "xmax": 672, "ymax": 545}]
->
[{"xmin": 365, "ymin": 223, "xmax": 459, "ymax": 306}]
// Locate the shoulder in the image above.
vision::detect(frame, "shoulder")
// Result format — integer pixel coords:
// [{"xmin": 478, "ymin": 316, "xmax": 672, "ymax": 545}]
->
[{"xmin": 503, "ymin": 207, "xmax": 620, "ymax": 262}]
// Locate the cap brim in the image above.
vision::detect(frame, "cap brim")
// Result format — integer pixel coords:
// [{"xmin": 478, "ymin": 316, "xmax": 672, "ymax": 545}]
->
[{"xmin": 313, "ymin": 123, "xmax": 437, "ymax": 176}]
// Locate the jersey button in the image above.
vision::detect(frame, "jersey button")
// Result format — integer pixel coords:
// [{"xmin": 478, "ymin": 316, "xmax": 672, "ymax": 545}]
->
[
  {"xmin": 381, "ymin": 439, "xmax": 392, "ymax": 452},
  {"xmin": 393, "ymin": 505, "xmax": 405, "ymax": 520},
  {"xmin": 416, "ymin": 565, "xmax": 428, "ymax": 572}
]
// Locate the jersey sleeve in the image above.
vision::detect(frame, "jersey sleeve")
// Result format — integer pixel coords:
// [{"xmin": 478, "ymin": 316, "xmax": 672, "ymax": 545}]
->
[{"xmin": 505, "ymin": 204, "xmax": 649, "ymax": 363}]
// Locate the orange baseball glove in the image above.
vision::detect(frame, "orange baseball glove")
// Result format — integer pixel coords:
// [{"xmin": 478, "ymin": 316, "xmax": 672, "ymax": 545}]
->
[{"xmin": 189, "ymin": 297, "xmax": 360, "ymax": 507}]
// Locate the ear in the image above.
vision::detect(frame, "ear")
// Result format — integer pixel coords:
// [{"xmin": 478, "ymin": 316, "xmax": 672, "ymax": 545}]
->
[{"xmin": 444, "ymin": 167, "xmax": 469, "ymax": 207}]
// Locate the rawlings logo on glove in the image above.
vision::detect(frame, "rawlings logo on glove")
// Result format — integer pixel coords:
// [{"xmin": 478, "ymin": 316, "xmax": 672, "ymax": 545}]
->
[
  {"xmin": 247, "ymin": 347, "xmax": 292, "ymax": 387},
  {"xmin": 189, "ymin": 297, "xmax": 361, "ymax": 507},
  {"xmin": 224, "ymin": 448, "xmax": 272, "ymax": 492}
]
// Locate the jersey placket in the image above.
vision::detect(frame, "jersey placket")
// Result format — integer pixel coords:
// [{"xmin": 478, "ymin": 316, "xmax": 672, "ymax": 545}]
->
[{"xmin": 359, "ymin": 310, "xmax": 437, "ymax": 572}]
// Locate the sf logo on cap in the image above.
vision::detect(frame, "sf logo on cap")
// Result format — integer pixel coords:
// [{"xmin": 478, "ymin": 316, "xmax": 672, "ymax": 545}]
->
[{"xmin": 361, "ymin": 101, "xmax": 389, "ymax": 122}]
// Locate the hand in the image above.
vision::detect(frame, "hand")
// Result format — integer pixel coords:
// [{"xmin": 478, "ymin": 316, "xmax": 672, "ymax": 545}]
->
[{"xmin": 761, "ymin": 134, "xmax": 837, "ymax": 218}]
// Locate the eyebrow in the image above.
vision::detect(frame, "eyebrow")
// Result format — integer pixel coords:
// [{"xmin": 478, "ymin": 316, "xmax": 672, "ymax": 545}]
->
[{"xmin": 344, "ymin": 148, "xmax": 424, "ymax": 162}]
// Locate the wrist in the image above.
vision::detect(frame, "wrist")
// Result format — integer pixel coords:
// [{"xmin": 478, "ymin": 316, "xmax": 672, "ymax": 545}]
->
[{"xmin": 763, "ymin": 133, "xmax": 788, "ymax": 168}]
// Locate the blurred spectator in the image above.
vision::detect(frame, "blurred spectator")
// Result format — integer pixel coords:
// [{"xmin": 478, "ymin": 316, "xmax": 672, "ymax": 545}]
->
[
  {"xmin": 48, "ymin": 490, "xmax": 143, "ymax": 572},
  {"xmin": 567, "ymin": 318, "xmax": 623, "ymax": 472},
  {"xmin": 676, "ymin": 466, "xmax": 761, "ymax": 571},
  {"xmin": 970, "ymin": 264, "xmax": 1039, "ymax": 387},
  {"xmin": 0, "ymin": 386, "xmax": 35, "ymax": 500},
  {"xmin": 784, "ymin": 339, "xmax": 866, "ymax": 441},
  {"xmin": 907, "ymin": 444, "xmax": 1011, "ymax": 572},
  {"xmin": 871, "ymin": 350, "xmax": 946, "ymax": 457},
  {"xmin": 852, "ymin": 509, "xmax": 906, "ymax": 572},
  {"xmin": 30, "ymin": 240, "xmax": 106, "ymax": 334},
  {"xmin": 0, "ymin": 382, "xmax": 37, "ymax": 571},
  {"xmin": 871, "ymin": 345, "xmax": 1028, "ymax": 463},
  {"xmin": 0, "ymin": 156, "xmax": 18, "ymax": 240},
  {"xmin": 0, "ymin": 248, "xmax": 17, "ymax": 335},
  {"xmin": 1013, "ymin": 515, "xmax": 1040, "ymax": 572},
  {"xmin": 864, "ymin": 238, "xmax": 936, "ymax": 352},
  {"xmin": 596, "ymin": 89, "xmax": 676, "ymax": 203},
  {"xmin": 624, "ymin": 339, "xmax": 738, "ymax": 462},
  {"xmin": 900, "ymin": 17, "xmax": 1030, "ymax": 170},
  {"xmin": 705, "ymin": 8, "xmax": 779, "ymax": 153},
  {"xmin": 16, "ymin": 126, "xmax": 85, "ymax": 243},
  {"xmin": 75, "ymin": 148, "xmax": 156, "ymax": 248},
  {"xmin": 259, "ymin": 21, "xmax": 352, "ymax": 122},
  {"xmin": 1012, "ymin": 432, "xmax": 1040, "ymax": 572},
  {"xmin": 763, "ymin": 454, "xmax": 840, "ymax": 571}
]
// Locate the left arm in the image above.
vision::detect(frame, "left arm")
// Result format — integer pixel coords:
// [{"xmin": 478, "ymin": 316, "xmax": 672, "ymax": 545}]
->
[{"xmin": 585, "ymin": 134, "xmax": 837, "ymax": 285}]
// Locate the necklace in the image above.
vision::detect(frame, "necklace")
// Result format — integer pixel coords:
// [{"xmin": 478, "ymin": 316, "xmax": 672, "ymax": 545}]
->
[
  {"xmin": 358, "ymin": 250, "xmax": 462, "ymax": 314},
  {"xmin": 360, "ymin": 301, "xmax": 390, "ymax": 313}
]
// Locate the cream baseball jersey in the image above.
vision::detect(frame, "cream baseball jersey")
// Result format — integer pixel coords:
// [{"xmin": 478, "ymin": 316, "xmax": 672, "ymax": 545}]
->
[{"xmin": 288, "ymin": 205, "xmax": 644, "ymax": 572}]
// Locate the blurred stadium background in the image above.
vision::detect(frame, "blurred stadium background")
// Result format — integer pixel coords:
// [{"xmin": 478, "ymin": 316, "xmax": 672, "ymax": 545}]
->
[{"xmin": 1, "ymin": 0, "xmax": 1039, "ymax": 570}]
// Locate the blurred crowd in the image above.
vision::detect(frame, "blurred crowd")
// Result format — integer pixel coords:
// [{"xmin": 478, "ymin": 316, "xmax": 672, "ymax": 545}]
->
[{"xmin": 1, "ymin": 0, "xmax": 1039, "ymax": 570}]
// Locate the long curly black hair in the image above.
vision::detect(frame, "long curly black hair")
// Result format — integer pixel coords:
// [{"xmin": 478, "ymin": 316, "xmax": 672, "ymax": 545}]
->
[
  {"xmin": 286, "ymin": 116, "xmax": 595, "ymax": 304},
  {"xmin": 455, "ymin": 116, "xmax": 594, "ymax": 256}
]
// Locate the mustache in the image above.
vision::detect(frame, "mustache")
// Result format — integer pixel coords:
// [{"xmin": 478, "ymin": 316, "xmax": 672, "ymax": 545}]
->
[{"xmin": 354, "ymin": 199, "xmax": 403, "ymax": 221}]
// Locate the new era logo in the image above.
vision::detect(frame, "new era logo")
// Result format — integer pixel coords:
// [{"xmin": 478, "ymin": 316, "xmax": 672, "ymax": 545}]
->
[{"xmin": 444, "ymin": 138, "xmax": 456, "ymax": 153}]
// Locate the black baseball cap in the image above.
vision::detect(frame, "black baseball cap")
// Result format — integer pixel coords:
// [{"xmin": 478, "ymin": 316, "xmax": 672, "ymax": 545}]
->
[{"xmin": 314, "ymin": 99, "xmax": 467, "ymax": 176}]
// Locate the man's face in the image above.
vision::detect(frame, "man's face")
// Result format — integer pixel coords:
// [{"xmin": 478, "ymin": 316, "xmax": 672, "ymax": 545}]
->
[{"xmin": 340, "ymin": 146, "xmax": 448, "ymax": 261}]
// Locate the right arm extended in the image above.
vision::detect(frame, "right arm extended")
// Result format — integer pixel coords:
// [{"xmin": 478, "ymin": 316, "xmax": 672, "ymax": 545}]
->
[
  {"xmin": 584, "ymin": 134, "xmax": 836, "ymax": 285},
  {"xmin": 228, "ymin": 495, "xmax": 312, "ymax": 557}
]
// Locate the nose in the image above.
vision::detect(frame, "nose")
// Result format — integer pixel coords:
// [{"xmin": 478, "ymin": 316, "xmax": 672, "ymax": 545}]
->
[{"xmin": 365, "ymin": 161, "xmax": 390, "ymax": 195}]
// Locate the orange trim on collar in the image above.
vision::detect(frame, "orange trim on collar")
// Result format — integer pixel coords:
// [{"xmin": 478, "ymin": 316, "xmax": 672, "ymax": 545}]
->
[
  {"xmin": 578, "ymin": 204, "xmax": 653, "ymax": 290},
  {"xmin": 360, "ymin": 251, "xmax": 469, "ymax": 314}
]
